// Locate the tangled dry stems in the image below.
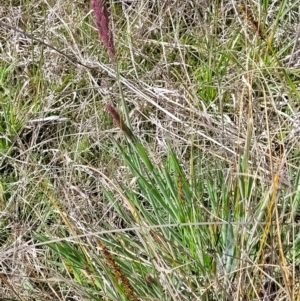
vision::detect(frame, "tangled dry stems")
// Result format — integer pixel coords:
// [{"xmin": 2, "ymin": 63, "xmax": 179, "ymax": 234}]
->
[{"xmin": 0, "ymin": 1, "xmax": 299, "ymax": 300}]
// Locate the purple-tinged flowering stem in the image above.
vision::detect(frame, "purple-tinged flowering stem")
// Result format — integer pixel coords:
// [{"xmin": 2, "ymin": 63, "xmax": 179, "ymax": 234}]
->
[
  {"xmin": 106, "ymin": 104, "xmax": 135, "ymax": 141},
  {"xmin": 91, "ymin": 0, "xmax": 115, "ymax": 58}
]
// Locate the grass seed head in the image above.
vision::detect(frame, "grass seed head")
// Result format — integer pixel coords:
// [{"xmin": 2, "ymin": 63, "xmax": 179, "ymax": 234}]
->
[
  {"xmin": 106, "ymin": 104, "xmax": 135, "ymax": 141},
  {"xmin": 106, "ymin": 103, "xmax": 121, "ymax": 128},
  {"xmin": 91, "ymin": 0, "xmax": 115, "ymax": 58}
]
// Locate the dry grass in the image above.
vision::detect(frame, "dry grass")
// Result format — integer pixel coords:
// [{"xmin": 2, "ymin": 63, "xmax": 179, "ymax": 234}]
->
[{"xmin": 0, "ymin": 0, "xmax": 300, "ymax": 300}]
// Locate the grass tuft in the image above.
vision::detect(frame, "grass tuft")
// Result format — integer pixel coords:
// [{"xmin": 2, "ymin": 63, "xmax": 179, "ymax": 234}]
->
[{"xmin": 0, "ymin": 1, "xmax": 300, "ymax": 300}]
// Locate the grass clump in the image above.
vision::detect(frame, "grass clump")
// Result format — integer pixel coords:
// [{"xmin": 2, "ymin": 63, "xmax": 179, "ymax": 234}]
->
[{"xmin": 0, "ymin": 0, "xmax": 300, "ymax": 300}]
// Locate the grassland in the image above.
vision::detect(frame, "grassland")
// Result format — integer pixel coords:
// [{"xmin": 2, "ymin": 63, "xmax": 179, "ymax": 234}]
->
[{"xmin": 0, "ymin": 1, "xmax": 300, "ymax": 300}]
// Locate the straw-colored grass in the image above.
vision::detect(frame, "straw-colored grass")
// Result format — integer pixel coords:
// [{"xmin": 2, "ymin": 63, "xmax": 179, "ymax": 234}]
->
[{"xmin": 0, "ymin": 1, "xmax": 300, "ymax": 300}]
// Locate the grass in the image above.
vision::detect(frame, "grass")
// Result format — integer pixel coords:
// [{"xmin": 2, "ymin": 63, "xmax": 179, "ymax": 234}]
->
[{"xmin": 0, "ymin": 0, "xmax": 300, "ymax": 300}]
